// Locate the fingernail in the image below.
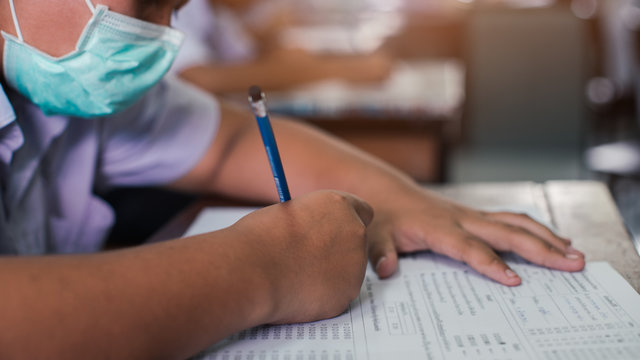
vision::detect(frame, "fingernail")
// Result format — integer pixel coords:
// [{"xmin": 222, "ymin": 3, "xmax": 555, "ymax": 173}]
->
[
  {"xmin": 565, "ymin": 253, "xmax": 581, "ymax": 260},
  {"xmin": 566, "ymin": 245, "xmax": 583, "ymax": 256},
  {"xmin": 505, "ymin": 268, "xmax": 518, "ymax": 278},
  {"xmin": 375, "ymin": 256, "xmax": 387, "ymax": 272}
]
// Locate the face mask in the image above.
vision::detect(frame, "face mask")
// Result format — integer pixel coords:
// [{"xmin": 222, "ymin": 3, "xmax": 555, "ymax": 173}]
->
[{"xmin": 1, "ymin": 0, "xmax": 184, "ymax": 118}]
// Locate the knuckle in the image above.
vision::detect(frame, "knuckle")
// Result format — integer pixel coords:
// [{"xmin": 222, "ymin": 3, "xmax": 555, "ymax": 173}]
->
[
  {"xmin": 473, "ymin": 253, "xmax": 503, "ymax": 273},
  {"xmin": 453, "ymin": 236, "xmax": 476, "ymax": 262},
  {"xmin": 335, "ymin": 192, "xmax": 349, "ymax": 203},
  {"xmin": 329, "ymin": 190, "xmax": 350, "ymax": 203},
  {"xmin": 544, "ymin": 241, "xmax": 556, "ymax": 252},
  {"xmin": 523, "ymin": 241, "xmax": 560, "ymax": 266},
  {"xmin": 462, "ymin": 241, "xmax": 501, "ymax": 268},
  {"xmin": 485, "ymin": 254, "xmax": 504, "ymax": 268},
  {"xmin": 500, "ymin": 222, "xmax": 521, "ymax": 234},
  {"xmin": 505, "ymin": 226, "xmax": 535, "ymax": 243},
  {"xmin": 527, "ymin": 238, "xmax": 556, "ymax": 254},
  {"xmin": 477, "ymin": 210, "xmax": 491, "ymax": 218},
  {"xmin": 317, "ymin": 190, "xmax": 344, "ymax": 204}
]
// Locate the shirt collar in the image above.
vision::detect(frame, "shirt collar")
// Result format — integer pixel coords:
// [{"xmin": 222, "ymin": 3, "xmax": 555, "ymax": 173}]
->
[{"xmin": 0, "ymin": 82, "xmax": 16, "ymax": 130}]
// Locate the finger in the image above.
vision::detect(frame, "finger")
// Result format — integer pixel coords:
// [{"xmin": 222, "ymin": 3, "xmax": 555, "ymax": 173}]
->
[
  {"xmin": 366, "ymin": 224, "xmax": 398, "ymax": 279},
  {"xmin": 487, "ymin": 212, "xmax": 575, "ymax": 250},
  {"xmin": 432, "ymin": 232, "xmax": 522, "ymax": 286},
  {"xmin": 506, "ymin": 231, "xmax": 585, "ymax": 272},
  {"xmin": 337, "ymin": 191, "xmax": 374, "ymax": 227},
  {"xmin": 464, "ymin": 219, "xmax": 585, "ymax": 272},
  {"xmin": 464, "ymin": 214, "xmax": 584, "ymax": 259}
]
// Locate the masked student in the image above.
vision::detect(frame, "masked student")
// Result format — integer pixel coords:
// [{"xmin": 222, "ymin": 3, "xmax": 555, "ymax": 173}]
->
[
  {"xmin": 171, "ymin": 0, "xmax": 393, "ymax": 94},
  {"xmin": 0, "ymin": 0, "xmax": 585, "ymax": 359}
]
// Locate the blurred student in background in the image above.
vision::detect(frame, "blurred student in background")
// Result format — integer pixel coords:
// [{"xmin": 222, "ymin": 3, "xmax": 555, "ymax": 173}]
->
[{"xmin": 171, "ymin": 0, "xmax": 393, "ymax": 93}]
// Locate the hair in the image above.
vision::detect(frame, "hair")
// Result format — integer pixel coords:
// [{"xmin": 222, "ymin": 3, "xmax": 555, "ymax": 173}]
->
[
  {"xmin": 139, "ymin": 0, "xmax": 162, "ymax": 5},
  {"xmin": 136, "ymin": 0, "xmax": 163, "ymax": 19}
]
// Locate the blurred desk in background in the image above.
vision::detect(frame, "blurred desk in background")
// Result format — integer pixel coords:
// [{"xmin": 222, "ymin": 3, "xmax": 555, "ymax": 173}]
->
[
  {"xmin": 233, "ymin": 2, "xmax": 470, "ymax": 182},
  {"xmin": 265, "ymin": 59, "xmax": 465, "ymax": 182}
]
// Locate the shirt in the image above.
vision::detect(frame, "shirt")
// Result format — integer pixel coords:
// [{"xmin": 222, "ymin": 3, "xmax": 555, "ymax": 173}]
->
[
  {"xmin": 171, "ymin": 0, "xmax": 256, "ymax": 74},
  {"xmin": 0, "ymin": 75, "xmax": 219, "ymax": 254}
]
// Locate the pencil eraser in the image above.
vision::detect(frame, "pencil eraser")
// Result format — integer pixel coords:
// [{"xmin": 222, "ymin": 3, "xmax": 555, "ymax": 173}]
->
[{"xmin": 249, "ymin": 85, "xmax": 263, "ymax": 102}]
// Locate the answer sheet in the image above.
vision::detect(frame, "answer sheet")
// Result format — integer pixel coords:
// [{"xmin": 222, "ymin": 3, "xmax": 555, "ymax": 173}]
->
[{"xmin": 187, "ymin": 208, "xmax": 640, "ymax": 360}]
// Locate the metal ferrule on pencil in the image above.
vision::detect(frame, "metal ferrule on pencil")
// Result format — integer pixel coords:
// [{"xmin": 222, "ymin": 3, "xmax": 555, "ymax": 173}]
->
[{"xmin": 248, "ymin": 86, "xmax": 268, "ymax": 118}]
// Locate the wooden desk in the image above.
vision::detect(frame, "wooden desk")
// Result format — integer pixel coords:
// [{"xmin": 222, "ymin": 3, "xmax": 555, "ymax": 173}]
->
[
  {"xmin": 149, "ymin": 180, "xmax": 640, "ymax": 293},
  {"xmin": 434, "ymin": 181, "xmax": 640, "ymax": 293},
  {"xmin": 220, "ymin": 3, "xmax": 467, "ymax": 183}
]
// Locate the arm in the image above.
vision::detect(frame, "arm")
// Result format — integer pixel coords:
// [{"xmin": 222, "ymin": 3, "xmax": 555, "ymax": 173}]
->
[
  {"xmin": 179, "ymin": 49, "xmax": 392, "ymax": 93},
  {"xmin": 170, "ymin": 101, "xmax": 586, "ymax": 286},
  {"xmin": 0, "ymin": 191, "xmax": 372, "ymax": 359}
]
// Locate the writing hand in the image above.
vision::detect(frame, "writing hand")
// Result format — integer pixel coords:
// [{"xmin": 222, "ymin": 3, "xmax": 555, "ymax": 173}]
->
[{"xmin": 230, "ymin": 190, "xmax": 373, "ymax": 324}]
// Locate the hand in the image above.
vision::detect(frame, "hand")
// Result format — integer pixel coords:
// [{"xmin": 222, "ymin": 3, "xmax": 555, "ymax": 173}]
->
[
  {"xmin": 230, "ymin": 190, "xmax": 373, "ymax": 324},
  {"xmin": 366, "ymin": 189, "xmax": 585, "ymax": 286}
]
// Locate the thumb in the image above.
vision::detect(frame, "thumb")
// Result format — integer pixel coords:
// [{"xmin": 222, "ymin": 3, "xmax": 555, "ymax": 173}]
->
[
  {"xmin": 334, "ymin": 191, "xmax": 374, "ymax": 227},
  {"xmin": 367, "ymin": 226, "xmax": 398, "ymax": 279}
]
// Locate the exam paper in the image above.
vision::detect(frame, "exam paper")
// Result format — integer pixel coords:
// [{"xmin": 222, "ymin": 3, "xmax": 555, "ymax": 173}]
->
[{"xmin": 186, "ymin": 208, "xmax": 640, "ymax": 360}]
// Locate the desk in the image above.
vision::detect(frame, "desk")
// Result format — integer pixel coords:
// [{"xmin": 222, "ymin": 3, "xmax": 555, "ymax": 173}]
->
[
  {"xmin": 149, "ymin": 180, "xmax": 640, "ymax": 293},
  {"xmin": 217, "ymin": 4, "xmax": 467, "ymax": 183}
]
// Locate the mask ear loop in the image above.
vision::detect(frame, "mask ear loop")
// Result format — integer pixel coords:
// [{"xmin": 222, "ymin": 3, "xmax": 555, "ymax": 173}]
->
[
  {"xmin": 7, "ymin": 0, "xmax": 96, "ymax": 43},
  {"xmin": 8, "ymin": 0, "xmax": 24, "ymax": 41},
  {"xmin": 84, "ymin": 0, "xmax": 96, "ymax": 13}
]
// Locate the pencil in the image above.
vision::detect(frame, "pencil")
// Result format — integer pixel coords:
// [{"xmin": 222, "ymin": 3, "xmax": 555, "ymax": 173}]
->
[{"xmin": 248, "ymin": 85, "xmax": 291, "ymax": 202}]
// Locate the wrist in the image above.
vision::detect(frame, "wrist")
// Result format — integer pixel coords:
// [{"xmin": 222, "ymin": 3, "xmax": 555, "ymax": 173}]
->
[{"xmin": 211, "ymin": 226, "xmax": 280, "ymax": 327}]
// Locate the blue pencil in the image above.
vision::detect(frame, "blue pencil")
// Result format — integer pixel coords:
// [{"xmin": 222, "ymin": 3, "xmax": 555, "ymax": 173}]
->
[{"xmin": 248, "ymin": 85, "xmax": 291, "ymax": 202}]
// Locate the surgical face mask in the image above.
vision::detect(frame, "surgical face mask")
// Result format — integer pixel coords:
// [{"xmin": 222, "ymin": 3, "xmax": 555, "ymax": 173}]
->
[{"xmin": 1, "ymin": 0, "xmax": 184, "ymax": 118}]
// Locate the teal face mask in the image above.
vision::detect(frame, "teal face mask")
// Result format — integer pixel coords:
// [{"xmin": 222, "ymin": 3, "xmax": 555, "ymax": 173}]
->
[{"xmin": 1, "ymin": 0, "xmax": 184, "ymax": 118}]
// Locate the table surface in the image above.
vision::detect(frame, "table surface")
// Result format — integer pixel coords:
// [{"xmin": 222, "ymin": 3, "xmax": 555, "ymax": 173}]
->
[{"xmin": 149, "ymin": 180, "xmax": 640, "ymax": 293}]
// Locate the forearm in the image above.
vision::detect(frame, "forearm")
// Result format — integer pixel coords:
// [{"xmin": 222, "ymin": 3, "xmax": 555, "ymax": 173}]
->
[
  {"xmin": 0, "ymin": 230, "xmax": 272, "ymax": 360},
  {"xmin": 171, "ymin": 101, "xmax": 420, "ymax": 208},
  {"xmin": 262, "ymin": 120, "xmax": 420, "ymax": 205}
]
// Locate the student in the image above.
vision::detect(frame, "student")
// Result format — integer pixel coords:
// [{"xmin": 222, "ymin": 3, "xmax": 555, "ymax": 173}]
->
[
  {"xmin": 0, "ymin": 0, "xmax": 584, "ymax": 358},
  {"xmin": 171, "ymin": 0, "xmax": 393, "ymax": 93}
]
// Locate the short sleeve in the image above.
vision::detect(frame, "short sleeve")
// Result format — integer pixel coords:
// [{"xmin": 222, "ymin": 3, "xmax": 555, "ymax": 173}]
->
[
  {"xmin": 171, "ymin": 0, "xmax": 220, "ymax": 73},
  {"xmin": 96, "ymin": 75, "xmax": 219, "ymax": 188},
  {"xmin": 171, "ymin": 0, "xmax": 256, "ymax": 73}
]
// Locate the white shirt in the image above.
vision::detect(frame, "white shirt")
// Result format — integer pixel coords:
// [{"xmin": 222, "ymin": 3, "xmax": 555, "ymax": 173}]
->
[
  {"xmin": 171, "ymin": 0, "xmax": 256, "ymax": 74},
  {"xmin": 0, "ymin": 76, "xmax": 219, "ymax": 254}
]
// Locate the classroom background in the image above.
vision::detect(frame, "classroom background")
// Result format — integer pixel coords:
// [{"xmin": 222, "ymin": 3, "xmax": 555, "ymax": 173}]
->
[{"xmin": 105, "ymin": 0, "xmax": 640, "ymax": 255}]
